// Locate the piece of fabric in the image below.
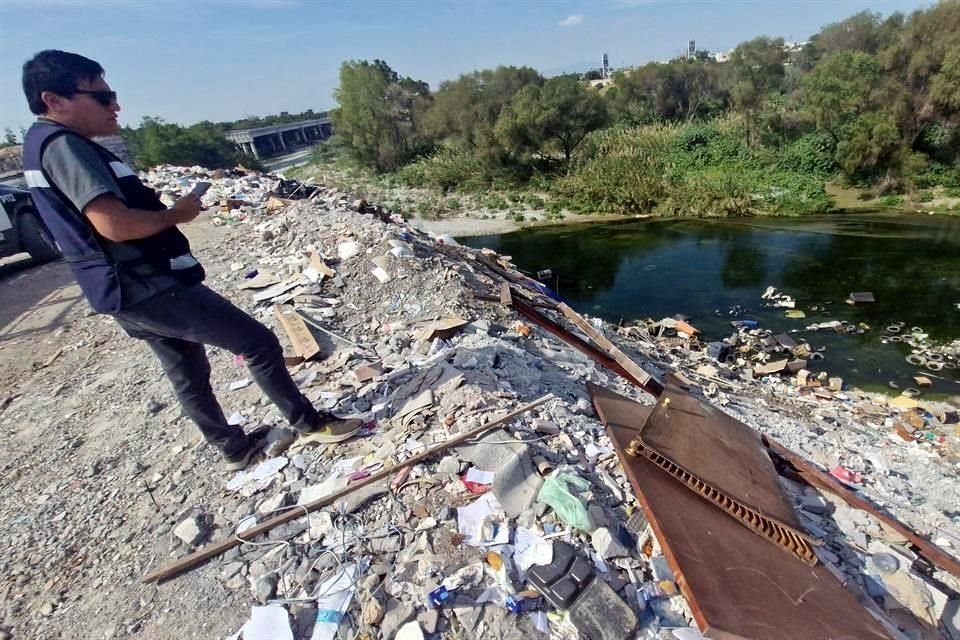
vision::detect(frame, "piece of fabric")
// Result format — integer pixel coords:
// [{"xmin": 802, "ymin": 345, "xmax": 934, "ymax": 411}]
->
[
  {"xmin": 40, "ymin": 130, "xmax": 125, "ymax": 212},
  {"xmin": 114, "ymin": 283, "xmax": 322, "ymax": 453}
]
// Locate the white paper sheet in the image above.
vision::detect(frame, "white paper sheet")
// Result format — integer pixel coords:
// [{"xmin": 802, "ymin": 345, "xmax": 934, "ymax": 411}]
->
[
  {"xmin": 514, "ymin": 526, "xmax": 553, "ymax": 579},
  {"xmin": 227, "ymin": 605, "xmax": 293, "ymax": 640},
  {"xmin": 457, "ymin": 493, "xmax": 510, "ymax": 547},
  {"xmin": 464, "ymin": 468, "xmax": 495, "ymax": 485}
]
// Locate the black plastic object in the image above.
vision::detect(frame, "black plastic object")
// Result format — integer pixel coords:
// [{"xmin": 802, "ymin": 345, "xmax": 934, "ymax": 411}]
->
[{"xmin": 527, "ymin": 541, "xmax": 595, "ymax": 609}]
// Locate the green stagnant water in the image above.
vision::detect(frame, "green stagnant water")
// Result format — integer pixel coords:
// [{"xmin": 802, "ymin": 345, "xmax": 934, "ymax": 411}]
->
[{"xmin": 462, "ymin": 213, "xmax": 960, "ymax": 394}]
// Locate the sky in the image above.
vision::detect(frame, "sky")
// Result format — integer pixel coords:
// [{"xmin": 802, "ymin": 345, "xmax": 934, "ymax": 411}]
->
[{"xmin": 0, "ymin": 0, "xmax": 934, "ymax": 134}]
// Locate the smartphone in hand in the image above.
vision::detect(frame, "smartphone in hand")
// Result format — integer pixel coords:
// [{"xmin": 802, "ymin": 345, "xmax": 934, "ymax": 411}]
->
[{"xmin": 189, "ymin": 181, "xmax": 211, "ymax": 199}]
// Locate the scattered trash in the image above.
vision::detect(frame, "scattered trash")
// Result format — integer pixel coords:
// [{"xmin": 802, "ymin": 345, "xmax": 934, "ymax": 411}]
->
[
  {"xmin": 537, "ymin": 471, "xmax": 594, "ymax": 531},
  {"xmin": 847, "ymin": 291, "xmax": 876, "ymax": 304},
  {"xmin": 228, "ymin": 378, "xmax": 252, "ymax": 391},
  {"xmin": 227, "ymin": 605, "xmax": 294, "ymax": 640}
]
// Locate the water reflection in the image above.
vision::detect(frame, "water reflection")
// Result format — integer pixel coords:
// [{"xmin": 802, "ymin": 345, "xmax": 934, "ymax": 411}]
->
[{"xmin": 463, "ymin": 214, "xmax": 960, "ymax": 390}]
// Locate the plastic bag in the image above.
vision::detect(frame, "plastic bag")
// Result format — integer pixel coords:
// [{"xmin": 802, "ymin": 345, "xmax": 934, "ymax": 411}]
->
[{"xmin": 537, "ymin": 471, "xmax": 594, "ymax": 531}]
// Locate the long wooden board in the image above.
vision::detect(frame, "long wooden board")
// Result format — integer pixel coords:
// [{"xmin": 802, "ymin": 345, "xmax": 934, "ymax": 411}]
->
[
  {"xmin": 633, "ymin": 387, "xmax": 813, "ymax": 546},
  {"xmin": 142, "ymin": 393, "xmax": 554, "ymax": 583}
]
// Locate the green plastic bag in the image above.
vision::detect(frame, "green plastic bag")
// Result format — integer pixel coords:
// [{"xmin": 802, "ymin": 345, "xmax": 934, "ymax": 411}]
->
[{"xmin": 537, "ymin": 471, "xmax": 594, "ymax": 531}]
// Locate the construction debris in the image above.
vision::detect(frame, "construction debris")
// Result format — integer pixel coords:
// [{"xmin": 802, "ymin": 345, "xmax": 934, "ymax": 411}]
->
[{"xmin": 3, "ymin": 163, "xmax": 959, "ymax": 640}]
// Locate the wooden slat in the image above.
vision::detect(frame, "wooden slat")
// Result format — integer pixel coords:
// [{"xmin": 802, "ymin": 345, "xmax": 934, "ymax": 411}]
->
[
  {"xmin": 512, "ymin": 297, "xmax": 655, "ymax": 392},
  {"xmin": 767, "ymin": 439, "xmax": 960, "ymax": 581},
  {"xmin": 499, "ymin": 282, "xmax": 512, "ymax": 306},
  {"xmin": 274, "ymin": 304, "xmax": 321, "ymax": 360},
  {"xmin": 558, "ymin": 302, "xmax": 658, "ymax": 390}
]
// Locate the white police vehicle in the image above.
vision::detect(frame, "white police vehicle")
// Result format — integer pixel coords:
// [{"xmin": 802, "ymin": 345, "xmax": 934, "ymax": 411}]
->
[{"xmin": 0, "ymin": 182, "xmax": 60, "ymax": 263}]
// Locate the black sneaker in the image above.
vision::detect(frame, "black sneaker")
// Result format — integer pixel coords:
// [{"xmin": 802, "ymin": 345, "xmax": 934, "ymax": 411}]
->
[{"xmin": 223, "ymin": 435, "xmax": 266, "ymax": 472}]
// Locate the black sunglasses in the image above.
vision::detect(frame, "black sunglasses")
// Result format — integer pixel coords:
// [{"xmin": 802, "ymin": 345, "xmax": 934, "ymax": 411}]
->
[{"xmin": 72, "ymin": 89, "xmax": 117, "ymax": 107}]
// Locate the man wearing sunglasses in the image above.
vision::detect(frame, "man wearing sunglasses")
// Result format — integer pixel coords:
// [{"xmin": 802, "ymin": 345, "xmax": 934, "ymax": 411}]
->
[{"xmin": 20, "ymin": 50, "xmax": 359, "ymax": 472}]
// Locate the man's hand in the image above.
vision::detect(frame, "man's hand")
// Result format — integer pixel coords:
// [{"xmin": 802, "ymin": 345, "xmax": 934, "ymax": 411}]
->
[
  {"xmin": 85, "ymin": 194, "xmax": 199, "ymax": 242},
  {"xmin": 169, "ymin": 194, "xmax": 204, "ymax": 224}
]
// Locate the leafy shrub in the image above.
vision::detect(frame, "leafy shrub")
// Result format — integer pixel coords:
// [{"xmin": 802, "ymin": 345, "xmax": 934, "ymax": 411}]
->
[
  {"xmin": 559, "ymin": 122, "xmax": 830, "ymax": 216},
  {"xmin": 397, "ymin": 148, "xmax": 490, "ymax": 191},
  {"xmin": 777, "ymin": 133, "xmax": 837, "ymax": 176},
  {"xmin": 523, "ymin": 194, "xmax": 545, "ymax": 209},
  {"xmin": 909, "ymin": 161, "xmax": 960, "ymax": 189},
  {"xmin": 482, "ymin": 194, "xmax": 509, "ymax": 210},
  {"xmin": 878, "ymin": 194, "xmax": 904, "ymax": 206}
]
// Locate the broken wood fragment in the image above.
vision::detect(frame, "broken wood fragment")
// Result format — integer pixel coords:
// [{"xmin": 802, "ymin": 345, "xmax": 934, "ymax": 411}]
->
[{"xmin": 273, "ymin": 304, "xmax": 321, "ymax": 360}]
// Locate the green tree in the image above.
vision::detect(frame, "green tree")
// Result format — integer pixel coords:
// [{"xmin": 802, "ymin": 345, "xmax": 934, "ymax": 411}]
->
[
  {"xmin": 728, "ymin": 37, "xmax": 787, "ymax": 144},
  {"xmin": 3, "ymin": 128, "xmax": 17, "ymax": 146},
  {"xmin": 333, "ymin": 59, "xmax": 431, "ymax": 171},
  {"xmin": 127, "ymin": 117, "xmax": 257, "ymax": 170},
  {"xmin": 607, "ymin": 61, "xmax": 726, "ymax": 125},
  {"xmin": 809, "ymin": 10, "xmax": 904, "ymax": 59},
  {"xmin": 801, "ymin": 51, "xmax": 881, "ymax": 140},
  {"xmin": 835, "ymin": 111, "xmax": 901, "ymax": 180},
  {"xmin": 423, "ymin": 66, "xmax": 542, "ymax": 155},
  {"xmin": 495, "ymin": 76, "xmax": 608, "ymax": 164}
]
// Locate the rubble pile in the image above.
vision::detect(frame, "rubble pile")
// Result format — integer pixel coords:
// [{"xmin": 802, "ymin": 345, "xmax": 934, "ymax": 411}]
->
[{"xmin": 1, "ymin": 165, "xmax": 959, "ymax": 640}]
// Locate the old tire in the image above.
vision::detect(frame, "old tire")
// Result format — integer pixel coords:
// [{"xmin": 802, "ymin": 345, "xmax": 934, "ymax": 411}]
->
[{"xmin": 17, "ymin": 210, "xmax": 60, "ymax": 263}]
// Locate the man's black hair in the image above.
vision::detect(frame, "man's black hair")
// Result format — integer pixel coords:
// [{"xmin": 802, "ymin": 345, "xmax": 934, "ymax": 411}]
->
[{"xmin": 22, "ymin": 50, "xmax": 104, "ymax": 115}]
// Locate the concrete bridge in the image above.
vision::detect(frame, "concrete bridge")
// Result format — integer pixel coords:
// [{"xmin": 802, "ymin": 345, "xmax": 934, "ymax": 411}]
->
[{"xmin": 225, "ymin": 118, "xmax": 332, "ymax": 160}]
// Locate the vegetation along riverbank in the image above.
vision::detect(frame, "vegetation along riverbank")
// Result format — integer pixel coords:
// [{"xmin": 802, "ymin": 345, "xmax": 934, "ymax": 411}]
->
[{"xmin": 289, "ymin": 2, "xmax": 959, "ymax": 225}]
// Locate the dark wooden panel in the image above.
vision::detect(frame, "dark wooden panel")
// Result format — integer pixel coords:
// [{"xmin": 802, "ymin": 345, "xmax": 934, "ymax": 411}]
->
[
  {"xmin": 591, "ymin": 384, "xmax": 892, "ymax": 640},
  {"xmin": 634, "ymin": 387, "xmax": 807, "ymax": 535}
]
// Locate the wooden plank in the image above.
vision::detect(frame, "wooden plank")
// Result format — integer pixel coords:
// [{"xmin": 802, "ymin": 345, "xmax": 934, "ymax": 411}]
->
[
  {"xmin": 511, "ymin": 297, "xmax": 663, "ymax": 398},
  {"xmin": 499, "ymin": 282, "xmax": 512, "ymax": 306},
  {"xmin": 142, "ymin": 393, "xmax": 554, "ymax": 584},
  {"xmin": 273, "ymin": 304, "xmax": 321, "ymax": 360},
  {"xmin": 558, "ymin": 302, "xmax": 657, "ymax": 389},
  {"xmin": 591, "ymin": 384, "xmax": 892, "ymax": 640},
  {"xmin": 767, "ymin": 439, "xmax": 960, "ymax": 581}
]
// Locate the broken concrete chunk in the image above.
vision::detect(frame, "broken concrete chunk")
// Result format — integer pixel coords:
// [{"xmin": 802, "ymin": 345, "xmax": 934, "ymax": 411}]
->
[
  {"xmin": 380, "ymin": 600, "xmax": 415, "ymax": 640},
  {"xmin": 754, "ymin": 359, "xmax": 788, "ymax": 376},
  {"xmin": 567, "ymin": 574, "xmax": 638, "ymax": 640},
  {"xmin": 173, "ymin": 516, "xmax": 206, "ymax": 546},
  {"xmin": 591, "ymin": 527, "xmax": 631, "ymax": 559}
]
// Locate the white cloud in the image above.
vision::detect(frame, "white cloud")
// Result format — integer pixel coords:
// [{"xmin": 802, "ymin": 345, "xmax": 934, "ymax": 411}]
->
[{"xmin": 558, "ymin": 14, "xmax": 584, "ymax": 27}]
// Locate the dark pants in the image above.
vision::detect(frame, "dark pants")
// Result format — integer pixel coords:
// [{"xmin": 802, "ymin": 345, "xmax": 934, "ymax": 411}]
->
[{"xmin": 114, "ymin": 284, "xmax": 320, "ymax": 457}]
